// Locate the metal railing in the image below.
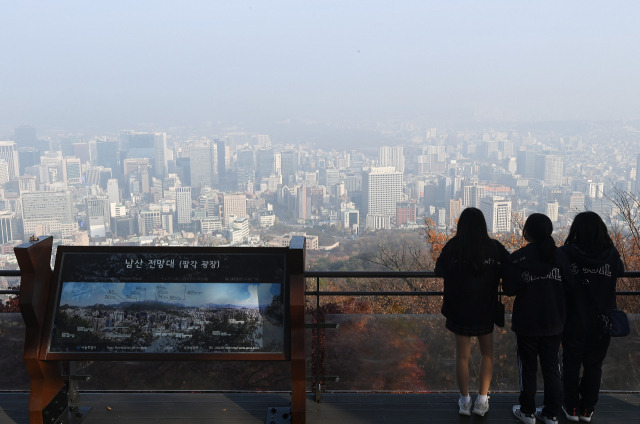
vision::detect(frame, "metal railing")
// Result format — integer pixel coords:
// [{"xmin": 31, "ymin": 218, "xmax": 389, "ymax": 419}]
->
[
  {"xmin": 2, "ymin": 268, "xmax": 639, "ymax": 395},
  {"xmin": 303, "ymin": 270, "xmax": 640, "ymax": 398}
]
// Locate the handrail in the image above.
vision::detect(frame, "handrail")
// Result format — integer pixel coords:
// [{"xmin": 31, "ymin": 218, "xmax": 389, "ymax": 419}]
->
[
  {"xmin": 303, "ymin": 269, "xmax": 640, "ymax": 398},
  {"xmin": 0, "ymin": 269, "xmax": 21, "ymax": 295},
  {"xmin": 2, "ymin": 269, "xmax": 640, "ymax": 297},
  {"xmin": 304, "ymin": 270, "xmax": 640, "ymax": 297}
]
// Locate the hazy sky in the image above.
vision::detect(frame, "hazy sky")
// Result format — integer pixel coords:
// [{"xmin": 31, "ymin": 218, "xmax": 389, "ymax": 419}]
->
[{"xmin": 2, "ymin": 1, "xmax": 640, "ymax": 135}]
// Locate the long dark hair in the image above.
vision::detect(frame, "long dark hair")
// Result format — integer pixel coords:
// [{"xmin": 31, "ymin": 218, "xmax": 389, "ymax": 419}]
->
[
  {"xmin": 451, "ymin": 207, "xmax": 495, "ymax": 275},
  {"xmin": 564, "ymin": 211, "xmax": 613, "ymax": 252},
  {"xmin": 523, "ymin": 213, "xmax": 556, "ymax": 264}
]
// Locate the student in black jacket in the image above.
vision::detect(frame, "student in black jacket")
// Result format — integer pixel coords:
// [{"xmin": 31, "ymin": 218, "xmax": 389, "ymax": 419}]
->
[
  {"xmin": 435, "ymin": 207, "xmax": 509, "ymax": 417},
  {"xmin": 503, "ymin": 213, "xmax": 573, "ymax": 424},
  {"xmin": 559, "ymin": 212, "xmax": 624, "ymax": 423}
]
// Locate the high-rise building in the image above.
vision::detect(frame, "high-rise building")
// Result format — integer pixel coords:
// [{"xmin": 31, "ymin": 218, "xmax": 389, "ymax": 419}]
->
[
  {"xmin": 437, "ymin": 175, "xmax": 453, "ymax": 205},
  {"xmin": 176, "ymin": 187, "xmax": 192, "ymax": 226},
  {"xmin": 84, "ymin": 166, "xmax": 112, "ymax": 189},
  {"xmin": 396, "ymin": 201, "xmax": 417, "ymax": 226},
  {"xmin": 0, "ymin": 211, "xmax": 18, "ymax": 244},
  {"xmin": 18, "ymin": 175, "xmax": 37, "ymax": 193},
  {"xmin": 517, "ymin": 149, "xmax": 537, "ymax": 179},
  {"xmin": 236, "ymin": 149, "xmax": 255, "ymax": 191},
  {"xmin": 546, "ymin": 201, "xmax": 559, "ymax": 222},
  {"xmin": 0, "ymin": 141, "xmax": 20, "ymax": 179},
  {"xmin": 95, "ymin": 141, "xmax": 120, "ymax": 178},
  {"xmin": 62, "ymin": 157, "xmax": 82, "ymax": 186},
  {"xmin": 73, "ymin": 142, "xmax": 92, "ymax": 164},
  {"xmin": 223, "ymin": 193, "xmax": 247, "ymax": 226},
  {"xmin": 87, "ymin": 196, "xmax": 110, "ymax": 237},
  {"xmin": 569, "ymin": 192, "xmax": 586, "ymax": 213},
  {"xmin": 107, "ymin": 179, "xmax": 120, "ymax": 205},
  {"xmin": 280, "ymin": 150, "xmax": 298, "ymax": 186},
  {"xmin": 154, "ymin": 132, "xmax": 168, "ymax": 179},
  {"xmin": 480, "ymin": 196, "xmax": 511, "ymax": 234},
  {"xmin": 256, "ymin": 149, "xmax": 275, "ymax": 186},
  {"xmin": 449, "ymin": 199, "xmax": 463, "ymax": 228},
  {"xmin": 296, "ymin": 185, "xmax": 311, "ymax": 221},
  {"xmin": 189, "ymin": 141, "xmax": 216, "ymax": 191},
  {"xmin": 379, "ymin": 146, "xmax": 405, "ymax": 173},
  {"xmin": 215, "ymin": 139, "xmax": 228, "ymax": 188},
  {"xmin": 138, "ymin": 209, "xmax": 161, "ymax": 236},
  {"xmin": 21, "ymin": 191, "xmax": 74, "ymax": 237},
  {"xmin": 0, "ymin": 161, "xmax": 9, "ymax": 185},
  {"xmin": 540, "ymin": 154, "xmax": 563, "ymax": 186},
  {"xmin": 18, "ymin": 147, "xmax": 41, "ymax": 176},
  {"xmin": 463, "ymin": 184, "xmax": 485, "ymax": 208},
  {"xmin": 363, "ymin": 166, "xmax": 403, "ymax": 230}
]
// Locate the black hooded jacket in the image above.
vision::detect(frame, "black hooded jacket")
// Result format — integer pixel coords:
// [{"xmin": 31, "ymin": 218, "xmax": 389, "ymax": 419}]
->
[
  {"xmin": 503, "ymin": 242, "xmax": 574, "ymax": 337},
  {"xmin": 559, "ymin": 244, "xmax": 625, "ymax": 335},
  {"xmin": 435, "ymin": 238, "xmax": 509, "ymax": 329}
]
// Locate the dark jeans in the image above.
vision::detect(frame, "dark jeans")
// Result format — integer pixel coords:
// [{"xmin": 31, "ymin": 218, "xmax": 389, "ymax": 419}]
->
[
  {"xmin": 516, "ymin": 333, "xmax": 563, "ymax": 417},
  {"xmin": 562, "ymin": 331, "xmax": 610, "ymax": 411}
]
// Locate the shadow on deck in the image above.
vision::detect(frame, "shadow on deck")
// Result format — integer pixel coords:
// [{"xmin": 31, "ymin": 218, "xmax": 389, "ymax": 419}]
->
[{"xmin": 0, "ymin": 392, "xmax": 638, "ymax": 423}]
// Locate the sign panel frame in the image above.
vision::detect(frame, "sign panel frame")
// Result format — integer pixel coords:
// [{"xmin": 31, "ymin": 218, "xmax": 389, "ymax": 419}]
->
[{"xmin": 41, "ymin": 245, "xmax": 291, "ymax": 361}]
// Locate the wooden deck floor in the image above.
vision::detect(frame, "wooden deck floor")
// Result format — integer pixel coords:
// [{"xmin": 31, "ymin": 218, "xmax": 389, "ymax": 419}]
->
[{"xmin": 0, "ymin": 392, "xmax": 638, "ymax": 423}]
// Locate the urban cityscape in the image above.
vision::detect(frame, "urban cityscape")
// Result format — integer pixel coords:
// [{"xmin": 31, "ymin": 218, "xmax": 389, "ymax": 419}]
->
[{"xmin": 0, "ymin": 121, "xmax": 638, "ymax": 267}]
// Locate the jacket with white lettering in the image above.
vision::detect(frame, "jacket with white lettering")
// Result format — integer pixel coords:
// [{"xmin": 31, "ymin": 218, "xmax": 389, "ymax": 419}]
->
[
  {"xmin": 559, "ymin": 244, "xmax": 624, "ymax": 335},
  {"xmin": 503, "ymin": 242, "xmax": 574, "ymax": 337}
]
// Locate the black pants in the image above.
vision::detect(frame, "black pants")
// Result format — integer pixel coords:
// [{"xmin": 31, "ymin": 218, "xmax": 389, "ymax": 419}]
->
[
  {"xmin": 562, "ymin": 331, "xmax": 610, "ymax": 411},
  {"xmin": 516, "ymin": 333, "xmax": 563, "ymax": 417}
]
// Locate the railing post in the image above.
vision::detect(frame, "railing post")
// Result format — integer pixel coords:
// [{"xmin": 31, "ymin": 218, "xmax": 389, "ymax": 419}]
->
[
  {"xmin": 289, "ymin": 236, "xmax": 306, "ymax": 423},
  {"xmin": 15, "ymin": 236, "xmax": 63, "ymax": 424}
]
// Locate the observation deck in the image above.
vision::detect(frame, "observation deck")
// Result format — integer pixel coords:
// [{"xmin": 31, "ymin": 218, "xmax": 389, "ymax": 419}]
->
[{"xmin": 1, "ymin": 266, "xmax": 638, "ymax": 423}]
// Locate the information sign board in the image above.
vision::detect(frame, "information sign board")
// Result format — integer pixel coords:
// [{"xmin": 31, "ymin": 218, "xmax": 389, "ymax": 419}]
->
[{"xmin": 42, "ymin": 246, "xmax": 289, "ymax": 360}]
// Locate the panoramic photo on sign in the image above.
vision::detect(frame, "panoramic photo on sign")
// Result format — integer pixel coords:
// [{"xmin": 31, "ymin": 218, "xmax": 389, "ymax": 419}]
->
[{"xmin": 47, "ymin": 250, "xmax": 286, "ymax": 355}]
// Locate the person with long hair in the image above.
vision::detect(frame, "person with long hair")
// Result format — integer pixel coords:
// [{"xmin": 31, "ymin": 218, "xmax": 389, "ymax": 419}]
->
[
  {"xmin": 435, "ymin": 207, "xmax": 509, "ymax": 417},
  {"xmin": 503, "ymin": 213, "xmax": 574, "ymax": 424},
  {"xmin": 560, "ymin": 212, "xmax": 624, "ymax": 423}
]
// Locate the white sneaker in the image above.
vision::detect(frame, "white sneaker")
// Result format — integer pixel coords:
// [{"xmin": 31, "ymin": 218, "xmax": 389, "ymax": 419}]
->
[
  {"xmin": 472, "ymin": 396, "xmax": 490, "ymax": 416},
  {"xmin": 458, "ymin": 396, "xmax": 472, "ymax": 416},
  {"xmin": 579, "ymin": 409, "xmax": 593, "ymax": 422},
  {"xmin": 513, "ymin": 404, "xmax": 536, "ymax": 424},
  {"xmin": 534, "ymin": 406, "xmax": 558, "ymax": 424},
  {"xmin": 562, "ymin": 405, "xmax": 579, "ymax": 422}
]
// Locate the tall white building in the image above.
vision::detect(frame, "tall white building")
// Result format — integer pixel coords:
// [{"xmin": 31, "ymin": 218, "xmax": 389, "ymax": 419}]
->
[
  {"xmin": 107, "ymin": 179, "xmax": 120, "ymax": 205},
  {"xmin": 463, "ymin": 184, "xmax": 485, "ymax": 208},
  {"xmin": 0, "ymin": 141, "xmax": 20, "ymax": 179},
  {"xmin": 546, "ymin": 201, "xmax": 559, "ymax": 222},
  {"xmin": 176, "ymin": 186, "xmax": 192, "ymax": 226},
  {"xmin": 480, "ymin": 196, "xmax": 512, "ymax": 234},
  {"xmin": 22, "ymin": 191, "xmax": 74, "ymax": 237},
  {"xmin": 0, "ymin": 161, "xmax": 9, "ymax": 185},
  {"xmin": 223, "ymin": 193, "xmax": 247, "ymax": 227},
  {"xmin": 379, "ymin": 146, "xmax": 405, "ymax": 173},
  {"xmin": 62, "ymin": 157, "xmax": 82, "ymax": 186},
  {"xmin": 538, "ymin": 154, "xmax": 563, "ymax": 186},
  {"xmin": 363, "ymin": 166, "xmax": 403, "ymax": 230}
]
